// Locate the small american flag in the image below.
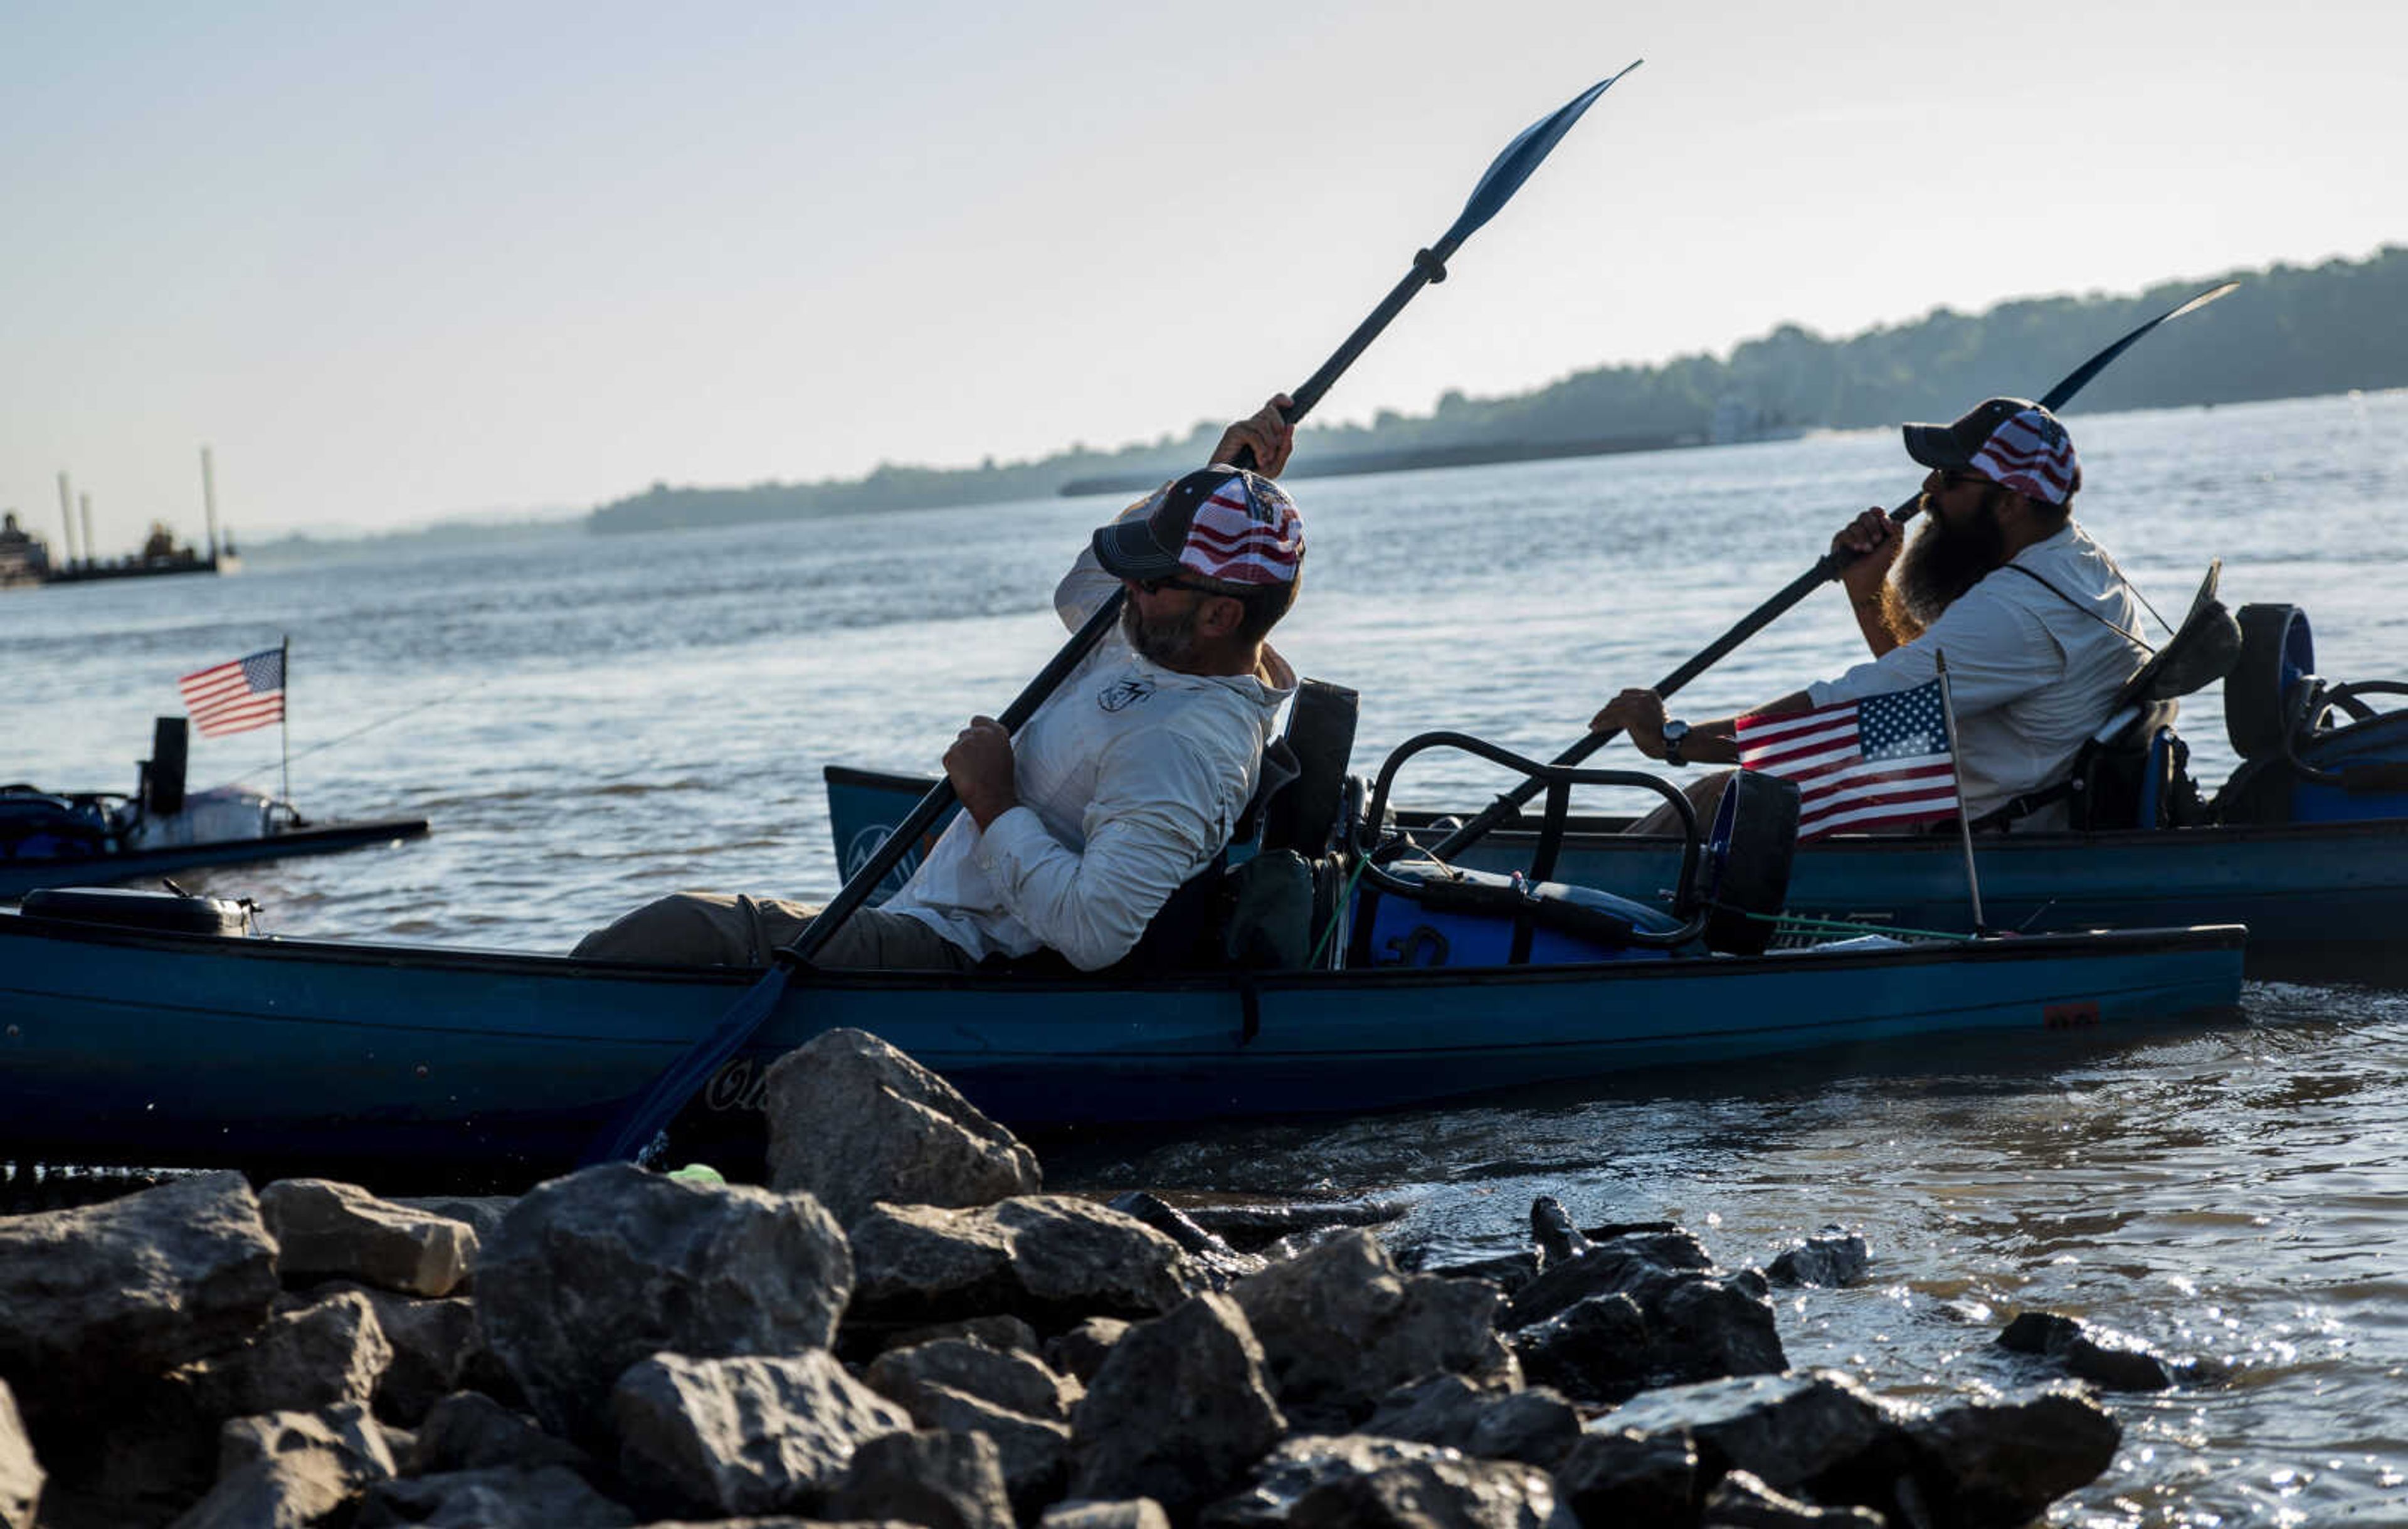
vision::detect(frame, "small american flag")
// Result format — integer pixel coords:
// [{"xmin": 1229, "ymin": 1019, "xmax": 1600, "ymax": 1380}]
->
[
  {"xmin": 179, "ymin": 647, "xmax": 286, "ymax": 737},
  {"xmin": 1737, "ymin": 677, "xmax": 1958, "ymax": 840}
]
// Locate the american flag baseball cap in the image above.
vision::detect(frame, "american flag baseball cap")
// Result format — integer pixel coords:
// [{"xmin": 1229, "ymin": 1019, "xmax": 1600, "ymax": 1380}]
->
[
  {"xmin": 1902, "ymin": 396, "xmax": 2083, "ymax": 507},
  {"xmin": 1092, "ymin": 467, "xmax": 1305, "ymax": 586}
]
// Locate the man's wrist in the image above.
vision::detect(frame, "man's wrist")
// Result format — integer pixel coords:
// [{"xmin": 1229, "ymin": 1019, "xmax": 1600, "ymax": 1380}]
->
[{"xmin": 1661, "ymin": 719, "xmax": 1691, "ymax": 768}]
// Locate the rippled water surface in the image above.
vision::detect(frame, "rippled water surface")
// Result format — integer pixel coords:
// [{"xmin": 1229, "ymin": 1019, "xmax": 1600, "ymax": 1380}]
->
[{"xmin": 8, "ymin": 391, "xmax": 2407, "ymax": 1522}]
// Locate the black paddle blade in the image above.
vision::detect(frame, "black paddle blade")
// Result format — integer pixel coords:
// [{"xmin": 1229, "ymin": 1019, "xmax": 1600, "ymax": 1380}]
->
[
  {"xmin": 2040, "ymin": 281, "xmax": 2239, "ymax": 412},
  {"xmin": 1441, "ymin": 62, "xmax": 1642, "ymax": 252},
  {"xmin": 583, "ymin": 964, "xmax": 791, "ymax": 1166}
]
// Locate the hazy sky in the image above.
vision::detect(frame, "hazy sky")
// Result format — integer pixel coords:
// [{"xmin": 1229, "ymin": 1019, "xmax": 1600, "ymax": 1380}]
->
[{"xmin": 3, "ymin": 1, "xmax": 2399, "ymax": 544}]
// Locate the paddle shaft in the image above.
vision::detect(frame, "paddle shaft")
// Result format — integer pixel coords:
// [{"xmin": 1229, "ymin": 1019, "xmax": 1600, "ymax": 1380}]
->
[{"xmin": 1427, "ymin": 282, "xmax": 2239, "ymax": 859}]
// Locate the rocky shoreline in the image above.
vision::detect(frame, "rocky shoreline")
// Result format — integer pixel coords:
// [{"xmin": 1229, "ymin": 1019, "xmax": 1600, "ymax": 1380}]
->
[{"xmin": 0, "ymin": 1029, "xmax": 2209, "ymax": 1529}]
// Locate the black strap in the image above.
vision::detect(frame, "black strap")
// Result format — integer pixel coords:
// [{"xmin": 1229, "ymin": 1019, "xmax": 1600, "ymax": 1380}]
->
[{"xmin": 2000, "ymin": 564, "xmax": 2154, "ymax": 651}]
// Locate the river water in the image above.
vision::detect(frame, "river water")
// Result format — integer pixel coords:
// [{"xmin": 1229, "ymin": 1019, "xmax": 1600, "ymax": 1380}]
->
[{"xmin": 8, "ymin": 389, "xmax": 2407, "ymax": 1522}]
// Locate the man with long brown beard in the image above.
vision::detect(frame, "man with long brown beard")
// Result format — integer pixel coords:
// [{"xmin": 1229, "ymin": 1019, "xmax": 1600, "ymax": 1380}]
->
[{"xmin": 1593, "ymin": 398, "xmax": 2149, "ymax": 833}]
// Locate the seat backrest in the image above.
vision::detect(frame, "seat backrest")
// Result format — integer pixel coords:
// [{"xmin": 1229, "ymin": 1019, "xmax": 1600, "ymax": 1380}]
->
[
  {"xmin": 1256, "ymin": 679, "xmax": 1359, "ymax": 855},
  {"xmin": 2110, "ymin": 561, "xmax": 2241, "ymax": 713}
]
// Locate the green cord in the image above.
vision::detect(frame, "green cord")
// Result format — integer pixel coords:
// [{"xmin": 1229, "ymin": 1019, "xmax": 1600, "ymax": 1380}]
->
[{"xmin": 1307, "ymin": 855, "xmax": 1377, "ymax": 969}]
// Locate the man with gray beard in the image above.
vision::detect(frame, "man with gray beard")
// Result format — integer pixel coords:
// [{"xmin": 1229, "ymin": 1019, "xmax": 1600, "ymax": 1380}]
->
[
  {"xmin": 574, "ymin": 398, "xmax": 1304, "ymax": 970},
  {"xmin": 1594, "ymin": 398, "xmax": 2150, "ymax": 832}
]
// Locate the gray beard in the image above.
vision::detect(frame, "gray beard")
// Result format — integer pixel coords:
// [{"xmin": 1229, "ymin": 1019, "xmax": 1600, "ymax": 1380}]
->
[{"xmin": 1121, "ymin": 595, "xmax": 1201, "ymax": 668}]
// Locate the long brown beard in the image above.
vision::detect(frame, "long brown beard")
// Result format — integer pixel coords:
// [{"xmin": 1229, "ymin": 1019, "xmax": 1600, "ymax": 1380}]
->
[
  {"xmin": 1889, "ymin": 496, "xmax": 2008, "ymax": 630},
  {"xmin": 1121, "ymin": 595, "xmax": 1203, "ymax": 667}
]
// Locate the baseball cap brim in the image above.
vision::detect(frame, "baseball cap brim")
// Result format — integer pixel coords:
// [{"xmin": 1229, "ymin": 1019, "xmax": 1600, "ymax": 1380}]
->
[
  {"xmin": 1092, "ymin": 518, "xmax": 1183, "ymax": 581},
  {"xmin": 1901, "ymin": 420, "xmax": 1975, "ymax": 472}
]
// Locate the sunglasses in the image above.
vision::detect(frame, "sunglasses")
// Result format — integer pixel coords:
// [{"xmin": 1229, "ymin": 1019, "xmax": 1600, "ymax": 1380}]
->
[
  {"xmin": 1136, "ymin": 573, "xmax": 1220, "ymax": 597},
  {"xmin": 1933, "ymin": 470, "xmax": 1994, "ymax": 494}
]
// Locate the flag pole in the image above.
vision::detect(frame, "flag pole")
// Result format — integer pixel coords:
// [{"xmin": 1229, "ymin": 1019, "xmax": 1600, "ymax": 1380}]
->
[
  {"xmin": 1933, "ymin": 650, "xmax": 1985, "ymax": 932},
  {"xmin": 280, "ymin": 635, "xmax": 292, "ymax": 810}
]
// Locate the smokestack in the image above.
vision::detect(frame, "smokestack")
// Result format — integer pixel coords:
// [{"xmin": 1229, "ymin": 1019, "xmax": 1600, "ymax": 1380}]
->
[
  {"xmin": 200, "ymin": 446, "xmax": 219, "ymax": 562},
  {"xmin": 56, "ymin": 471, "xmax": 77, "ymax": 564},
  {"xmin": 80, "ymin": 493, "xmax": 93, "ymax": 564}
]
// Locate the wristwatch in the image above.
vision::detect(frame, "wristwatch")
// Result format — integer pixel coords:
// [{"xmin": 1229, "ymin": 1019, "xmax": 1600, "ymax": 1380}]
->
[{"xmin": 1661, "ymin": 719, "xmax": 1691, "ymax": 767}]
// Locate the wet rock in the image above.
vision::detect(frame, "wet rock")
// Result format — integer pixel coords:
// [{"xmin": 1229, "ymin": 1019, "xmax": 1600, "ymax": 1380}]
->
[
  {"xmin": 1176, "ymin": 1199, "xmax": 1408, "ymax": 1256},
  {"xmin": 1531, "ymin": 1197, "xmax": 1591, "ymax": 1267},
  {"xmin": 1550, "ymin": 1426, "xmax": 1698, "ymax": 1525},
  {"xmin": 1500, "ymin": 1229, "xmax": 1714, "ymax": 1331},
  {"xmin": 182, "ymin": 1289, "xmax": 394, "ymax": 1421},
  {"xmin": 1229, "ymin": 1229, "xmax": 1516, "ymax": 1429},
  {"xmin": 1360, "ymin": 1374, "xmax": 1581, "ymax": 1467},
  {"xmin": 1068, "ymin": 1293, "xmax": 1286, "ymax": 1519},
  {"xmin": 763, "ymin": 1028, "xmax": 1042, "ymax": 1227},
  {"xmin": 1512, "ymin": 1264, "xmax": 1785, "ymax": 1404},
  {"xmin": 1045, "ymin": 1318, "xmax": 1130, "ymax": 1385},
  {"xmin": 1106, "ymin": 1192, "xmax": 1269, "ymax": 1289},
  {"xmin": 1900, "ymin": 1385, "xmax": 2121, "ymax": 1529},
  {"xmin": 260, "ymin": 1180, "xmax": 478, "ymax": 1298},
  {"xmin": 1042, "ymin": 1500, "xmax": 1171, "ymax": 1529},
  {"xmin": 825, "ymin": 1429, "xmax": 1015, "ymax": 1529},
  {"xmin": 1699, "ymin": 1469, "xmax": 1887, "ymax": 1526},
  {"xmin": 847, "ymin": 1197, "xmax": 1199, "ymax": 1333},
  {"xmin": 609, "ymin": 1352, "xmax": 912, "ymax": 1518},
  {"xmin": 411, "ymin": 1390, "xmax": 595, "ymax": 1478},
  {"xmin": 1765, "ymin": 1232, "xmax": 1869, "ymax": 1290},
  {"xmin": 865, "ymin": 1339, "xmax": 1079, "ymax": 1504},
  {"xmin": 0, "ymin": 1380, "xmax": 38, "ymax": 1529},
  {"xmin": 172, "ymin": 1400, "xmax": 397, "ymax": 1529},
  {"xmin": 1287, "ymin": 1451, "xmax": 1572, "ymax": 1529},
  {"xmin": 1199, "ymin": 1436, "xmax": 1457, "ymax": 1529},
  {"xmin": 1600, "ymin": 1370, "xmax": 1909, "ymax": 1508},
  {"xmin": 1511, "ymin": 1294, "xmax": 1654, "ymax": 1406},
  {"xmin": 356, "ymin": 1464, "xmax": 635, "ymax": 1527},
  {"xmin": 475, "ymin": 1163, "xmax": 851, "ymax": 1444},
  {"xmin": 1400, "ymin": 1248, "xmax": 1541, "ymax": 1296},
  {"xmin": 0, "ymin": 1172, "xmax": 279, "ymax": 1399},
  {"xmin": 1996, "ymin": 1311, "xmax": 2173, "ymax": 1391}
]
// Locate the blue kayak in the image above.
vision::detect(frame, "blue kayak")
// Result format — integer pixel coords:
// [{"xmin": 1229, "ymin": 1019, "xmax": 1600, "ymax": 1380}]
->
[{"xmin": 0, "ymin": 890, "xmax": 2241, "ymax": 1186}]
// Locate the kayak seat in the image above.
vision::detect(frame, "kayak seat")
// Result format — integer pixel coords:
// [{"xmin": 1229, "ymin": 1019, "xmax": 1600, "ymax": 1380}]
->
[
  {"xmin": 0, "ymin": 790, "xmax": 110, "ymax": 859},
  {"xmin": 2212, "ymin": 602, "xmax": 2408, "ymax": 824}
]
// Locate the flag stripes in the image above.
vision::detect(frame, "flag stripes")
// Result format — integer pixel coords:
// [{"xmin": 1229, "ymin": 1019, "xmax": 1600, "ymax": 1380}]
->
[
  {"xmin": 1736, "ymin": 677, "xmax": 1958, "ymax": 840},
  {"xmin": 179, "ymin": 647, "xmax": 286, "ymax": 737}
]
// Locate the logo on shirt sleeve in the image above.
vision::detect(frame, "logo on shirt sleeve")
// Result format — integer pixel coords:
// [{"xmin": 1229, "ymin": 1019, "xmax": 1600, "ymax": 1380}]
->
[{"xmin": 1097, "ymin": 678, "xmax": 1157, "ymax": 713}]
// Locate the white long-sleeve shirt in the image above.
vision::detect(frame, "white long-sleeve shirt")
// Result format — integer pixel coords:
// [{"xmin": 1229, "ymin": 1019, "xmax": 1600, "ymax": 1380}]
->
[
  {"xmin": 1806, "ymin": 522, "xmax": 2148, "ymax": 827},
  {"xmin": 880, "ymin": 528, "xmax": 1296, "ymax": 970}
]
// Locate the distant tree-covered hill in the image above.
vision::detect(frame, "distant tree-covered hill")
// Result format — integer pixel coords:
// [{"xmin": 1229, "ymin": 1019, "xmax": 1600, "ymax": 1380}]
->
[{"xmin": 589, "ymin": 245, "xmax": 2407, "ymax": 534}]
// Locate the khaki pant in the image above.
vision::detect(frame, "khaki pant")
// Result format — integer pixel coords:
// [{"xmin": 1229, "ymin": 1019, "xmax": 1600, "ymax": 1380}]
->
[
  {"xmin": 571, "ymin": 892, "xmax": 978, "ymax": 972},
  {"xmin": 1625, "ymin": 770, "xmax": 1733, "ymax": 835}
]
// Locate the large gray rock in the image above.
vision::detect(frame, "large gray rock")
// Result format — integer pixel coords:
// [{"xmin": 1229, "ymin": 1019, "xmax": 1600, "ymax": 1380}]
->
[
  {"xmin": 865, "ymin": 1338, "xmax": 1080, "ymax": 1505},
  {"xmin": 411, "ymin": 1391, "xmax": 595, "ymax": 1478},
  {"xmin": 1514, "ymin": 1266, "xmax": 1786, "ymax": 1406},
  {"xmin": 610, "ymin": 1352, "xmax": 912, "ymax": 1518},
  {"xmin": 0, "ymin": 1172, "xmax": 279, "ymax": 1399},
  {"xmin": 763, "ymin": 1028, "xmax": 1042, "ymax": 1226},
  {"xmin": 1043, "ymin": 1318, "xmax": 1129, "ymax": 1384},
  {"xmin": 475, "ymin": 1164, "xmax": 852, "ymax": 1443},
  {"xmin": 865, "ymin": 1338, "xmax": 1081, "ymax": 1424},
  {"xmin": 1286, "ymin": 1452, "xmax": 1574, "ymax": 1529},
  {"xmin": 315, "ymin": 1285, "xmax": 496, "ymax": 1425},
  {"xmin": 260, "ymin": 1180, "xmax": 479, "ymax": 1298},
  {"xmin": 1511, "ymin": 1294, "xmax": 1654, "ymax": 1405},
  {"xmin": 182, "ymin": 1289, "xmax": 394, "ymax": 1421},
  {"xmin": 1765, "ymin": 1233, "xmax": 1869, "ymax": 1290},
  {"xmin": 824, "ymin": 1429, "xmax": 1016, "ymax": 1529},
  {"xmin": 1068, "ymin": 1293, "xmax": 1286, "ymax": 1519},
  {"xmin": 1550, "ymin": 1426, "xmax": 1698, "ymax": 1525},
  {"xmin": 169, "ymin": 1401, "xmax": 397, "ymax": 1529},
  {"xmin": 848, "ymin": 1197, "xmax": 1200, "ymax": 1333},
  {"xmin": 1360, "ymin": 1375, "xmax": 1580, "ymax": 1468},
  {"xmin": 356, "ymin": 1464, "xmax": 635, "ymax": 1527},
  {"xmin": 1901, "ymin": 1385, "xmax": 2121, "ymax": 1529},
  {"xmin": 1602, "ymin": 1371, "xmax": 1909, "ymax": 1506},
  {"xmin": 1230, "ymin": 1229, "xmax": 1515, "ymax": 1429},
  {"xmin": 0, "ymin": 1380, "xmax": 38, "ymax": 1529}
]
